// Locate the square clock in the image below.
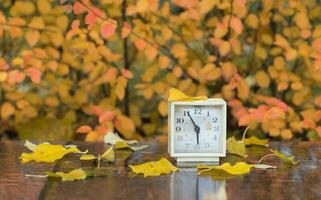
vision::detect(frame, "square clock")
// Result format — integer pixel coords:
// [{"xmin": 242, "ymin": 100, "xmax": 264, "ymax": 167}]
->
[{"xmin": 168, "ymin": 98, "xmax": 226, "ymax": 163}]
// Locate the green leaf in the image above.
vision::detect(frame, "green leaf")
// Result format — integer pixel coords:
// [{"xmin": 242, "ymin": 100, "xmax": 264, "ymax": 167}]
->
[
  {"xmin": 227, "ymin": 137, "xmax": 247, "ymax": 158},
  {"xmin": 270, "ymin": 149, "xmax": 300, "ymax": 166}
]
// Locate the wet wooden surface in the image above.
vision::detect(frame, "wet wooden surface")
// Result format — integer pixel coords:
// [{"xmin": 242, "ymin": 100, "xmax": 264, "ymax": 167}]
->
[{"xmin": 0, "ymin": 139, "xmax": 320, "ymax": 200}]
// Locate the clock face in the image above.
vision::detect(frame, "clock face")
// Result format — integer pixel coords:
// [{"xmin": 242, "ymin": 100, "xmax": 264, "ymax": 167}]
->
[{"xmin": 173, "ymin": 105, "xmax": 222, "ymax": 154}]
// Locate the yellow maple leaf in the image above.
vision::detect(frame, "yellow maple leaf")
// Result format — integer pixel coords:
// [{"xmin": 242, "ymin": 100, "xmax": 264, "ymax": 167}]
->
[
  {"xmin": 168, "ymin": 88, "xmax": 207, "ymax": 102},
  {"xmin": 46, "ymin": 169, "xmax": 87, "ymax": 182},
  {"xmin": 198, "ymin": 162, "xmax": 276, "ymax": 180},
  {"xmin": 226, "ymin": 137, "xmax": 247, "ymax": 158},
  {"xmin": 244, "ymin": 136, "xmax": 269, "ymax": 147},
  {"xmin": 270, "ymin": 149, "xmax": 300, "ymax": 166},
  {"xmin": 20, "ymin": 143, "xmax": 85, "ymax": 163},
  {"xmin": 129, "ymin": 158, "xmax": 178, "ymax": 177}
]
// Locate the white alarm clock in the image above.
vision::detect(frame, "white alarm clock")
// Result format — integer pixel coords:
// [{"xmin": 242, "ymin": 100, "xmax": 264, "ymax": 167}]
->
[{"xmin": 168, "ymin": 98, "xmax": 226, "ymax": 163}]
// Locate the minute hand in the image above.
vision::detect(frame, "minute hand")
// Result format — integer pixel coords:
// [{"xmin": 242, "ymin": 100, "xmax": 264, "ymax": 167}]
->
[{"xmin": 187, "ymin": 111, "xmax": 200, "ymax": 145}]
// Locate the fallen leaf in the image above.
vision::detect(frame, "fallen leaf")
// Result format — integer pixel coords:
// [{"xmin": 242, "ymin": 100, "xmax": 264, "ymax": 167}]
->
[
  {"xmin": 129, "ymin": 158, "xmax": 178, "ymax": 177},
  {"xmin": 197, "ymin": 162, "xmax": 253, "ymax": 176},
  {"xmin": 100, "ymin": 146, "xmax": 115, "ymax": 162},
  {"xmin": 104, "ymin": 132, "xmax": 138, "ymax": 145},
  {"xmin": 226, "ymin": 137, "xmax": 247, "ymax": 158},
  {"xmin": 20, "ymin": 143, "xmax": 85, "ymax": 163},
  {"xmin": 80, "ymin": 154, "xmax": 98, "ymax": 160},
  {"xmin": 168, "ymin": 88, "xmax": 207, "ymax": 102},
  {"xmin": 46, "ymin": 169, "xmax": 87, "ymax": 181},
  {"xmin": 270, "ymin": 149, "xmax": 300, "ymax": 166},
  {"xmin": 244, "ymin": 136, "xmax": 269, "ymax": 147},
  {"xmin": 24, "ymin": 140, "xmax": 37, "ymax": 151},
  {"xmin": 253, "ymin": 164, "xmax": 277, "ymax": 169},
  {"xmin": 114, "ymin": 141, "xmax": 149, "ymax": 151}
]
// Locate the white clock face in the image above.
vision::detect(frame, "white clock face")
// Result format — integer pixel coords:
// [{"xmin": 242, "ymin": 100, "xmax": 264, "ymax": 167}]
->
[{"xmin": 173, "ymin": 105, "xmax": 222, "ymax": 153}]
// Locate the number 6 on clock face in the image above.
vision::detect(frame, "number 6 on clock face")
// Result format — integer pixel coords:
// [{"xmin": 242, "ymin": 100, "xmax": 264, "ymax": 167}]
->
[{"xmin": 168, "ymin": 98, "xmax": 226, "ymax": 163}]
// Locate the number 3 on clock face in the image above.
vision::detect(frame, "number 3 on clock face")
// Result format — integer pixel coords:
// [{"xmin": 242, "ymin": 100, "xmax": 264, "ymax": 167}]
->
[{"xmin": 168, "ymin": 98, "xmax": 227, "ymax": 160}]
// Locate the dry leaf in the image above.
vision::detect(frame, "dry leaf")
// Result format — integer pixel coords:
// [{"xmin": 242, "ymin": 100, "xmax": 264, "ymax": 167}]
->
[
  {"xmin": 100, "ymin": 146, "xmax": 115, "ymax": 162},
  {"xmin": 104, "ymin": 132, "xmax": 138, "ymax": 145},
  {"xmin": 244, "ymin": 136, "xmax": 269, "ymax": 147},
  {"xmin": 198, "ymin": 162, "xmax": 252, "ymax": 178},
  {"xmin": 253, "ymin": 164, "xmax": 277, "ymax": 169},
  {"xmin": 46, "ymin": 169, "xmax": 87, "ymax": 181},
  {"xmin": 20, "ymin": 142, "xmax": 85, "ymax": 163},
  {"xmin": 114, "ymin": 141, "xmax": 149, "ymax": 151},
  {"xmin": 198, "ymin": 162, "xmax": 276, "ymax": 180},
  {"xmin": 24, "ymin": 140, "xmax": 37, "ymax": 151},
  {"xmin": 129, "ymin": 158, "xmax": 178, "ymax": 177},
  {"xmin": 226, "ymin": 137, "xmax": 247, "ymax": 158},
  {"xmin": 270, "ymin": 149, "xmax": 300, "ymax": 166},
  {"xmin": 80, "ymin": 154, "xmax": 98, "ymax": 160},
  {"xmin": 168, "ymin": 88, "xmax": 207, "ymax": 102}
]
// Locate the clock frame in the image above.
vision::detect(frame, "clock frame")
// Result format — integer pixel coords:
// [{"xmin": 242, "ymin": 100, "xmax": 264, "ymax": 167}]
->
[{"xmin": 168, "ymin": 98, "xmax": 227, "ymax": 163}]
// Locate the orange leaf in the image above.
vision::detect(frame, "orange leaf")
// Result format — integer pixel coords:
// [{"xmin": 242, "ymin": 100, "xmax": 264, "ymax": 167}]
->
[
  {"xmin": 230, "ymin": 16, "xmax": 243, "ymax": 35},
  {"xmin": 1, "ymin": 102, "xmax": 15, "ymax": 119},
  {"xmin": 171, "ymin": 44, "xmax": 186, "ymax": 58},
  {"xmin": 219, "ymin": 41, "xmax": 231, "ymax": 56},
  {"xmin": 73, "ymin": 1, "xmax": 87, "ymax": 15},
  {"xmin": 25, "ymin": 31, "xmax": 40, "ymax": 46},
  {"xmin": 121, "ymin": 69, "xmax": 133, "ymax": 79},
  {"xmin": 100, "ymin": 21, "xmax": 117, "ymax": 38},
  {"xmin": 134, "ymin": 38, "xmax": 147, "ymax": 51},
  {"xmin": 99, "ymin": 111, "xmax": 115, "ymax": 124},
  {"xmin": 76, "ymin": 126, "xmax": 93, "ymax": 134},
  {"xmin": 121, "ymin": 22, "xmax": 131, "ymax": 38},
  {"xmin": 7, "ymin": 70, "xmax": 25, "ymax": 85},
  {"xmin": 158, "ymin": 56, "xmax": 170, "ymax": 69},
  {"xmin": 25, "ymin": 67, "xmax": 42, "ymax": 84}
]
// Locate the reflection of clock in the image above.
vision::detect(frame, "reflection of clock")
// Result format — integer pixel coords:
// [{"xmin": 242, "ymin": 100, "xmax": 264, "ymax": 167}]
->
[
  {"xmin": 168, "ymin": 99, "xmax": 226, "ymax": 163},
  {"xmin": 170, "ymin": 171, "xmax": 226, "ymax": 200}
]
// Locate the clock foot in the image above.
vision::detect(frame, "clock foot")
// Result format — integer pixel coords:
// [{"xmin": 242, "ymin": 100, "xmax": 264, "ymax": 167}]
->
[{"xmin": 176, "ymin": 157, "xmax": 220, "ymax": 167}]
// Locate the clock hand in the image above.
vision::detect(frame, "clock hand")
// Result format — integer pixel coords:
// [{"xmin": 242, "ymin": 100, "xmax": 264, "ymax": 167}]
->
[{"xmin": 187, "ymin": 111, "xmax": 200, "ymax": 145}]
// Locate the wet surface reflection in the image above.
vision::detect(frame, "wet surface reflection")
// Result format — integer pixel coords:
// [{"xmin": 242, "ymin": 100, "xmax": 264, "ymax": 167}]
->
[{"xmin": 1, "ymin": 140, "xmax": 321, "ymax": 199}]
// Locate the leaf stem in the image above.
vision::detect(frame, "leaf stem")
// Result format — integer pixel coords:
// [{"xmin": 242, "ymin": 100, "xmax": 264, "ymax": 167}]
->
[
  {"xmin": 257, "ymin": 153, "xmax": 277, "ymax": 164},
  {"xmin": 242, "ymin": 126, "xmax": 250, "ymax": 142}
]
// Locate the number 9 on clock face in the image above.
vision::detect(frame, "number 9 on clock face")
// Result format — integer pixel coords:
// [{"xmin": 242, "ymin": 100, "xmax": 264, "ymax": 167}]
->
[{"xmin": 168, "ymin": 98, "xmax": 226, "ymax": 162}]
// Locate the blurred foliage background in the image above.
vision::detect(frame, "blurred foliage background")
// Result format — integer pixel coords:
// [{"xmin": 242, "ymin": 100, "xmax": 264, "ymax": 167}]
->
[{"xmin": 0, "ymin": 0, "xmax": 320, "ymax": 141}]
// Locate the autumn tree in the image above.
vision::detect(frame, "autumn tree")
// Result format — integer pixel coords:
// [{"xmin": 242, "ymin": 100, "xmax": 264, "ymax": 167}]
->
[{"xmin": 0, "ymin": 0, "xmax": 320, "ymax": 141}]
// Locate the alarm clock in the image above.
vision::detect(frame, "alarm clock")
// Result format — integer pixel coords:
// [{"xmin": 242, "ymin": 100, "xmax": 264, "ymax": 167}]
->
[{"xmin": 168, "ymin": 98, "xmax": 226, "ymax": 163}]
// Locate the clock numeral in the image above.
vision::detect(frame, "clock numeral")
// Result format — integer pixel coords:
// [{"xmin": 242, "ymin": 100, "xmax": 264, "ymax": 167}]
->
[
  {"xmin": 194, "ymin": 108, "xmax": 202, "ymax": 115},
  {"xmin": 213, "ymin": 126, "xmax": 219, "ymax": 131},
  {"xmin": 183, "ymin": 111, "xmax": 187, "ymax": 116},
  {"xmin": 177, "ymin": 136, "xmax": 183, "ymax": 141},
  {"xmin": 213, "ymin": 135, "xmax": 217, "ymax": 140},
  {"xmin": 176, "ymin": 118, "xmax": 184, "ymax": 123},
  {"xmin": 207, "ymin": 111, "xmax": 210, "ymax": 116},
  {"xmin": 212, "ymin": 117, "xmax": 218, "ymax": 123},
  {"xmin": 176, "ymin": 126, "xmax": 181, "ymax": 132}
]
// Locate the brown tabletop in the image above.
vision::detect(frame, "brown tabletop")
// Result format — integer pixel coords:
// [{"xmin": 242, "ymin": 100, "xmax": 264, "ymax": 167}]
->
[{"xmin": 0, "ymin": 139, "xmax": 320, "ymax": 200}]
